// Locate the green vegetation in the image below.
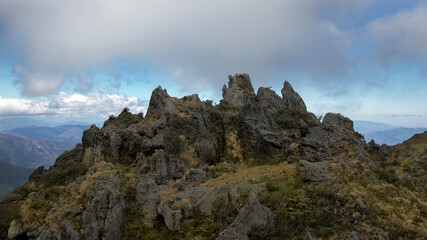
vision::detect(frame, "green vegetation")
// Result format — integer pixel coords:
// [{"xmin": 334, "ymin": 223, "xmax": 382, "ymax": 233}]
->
[
  {"xmin": 103, "ymin": 108, "xmax": 143, "ymax": 129},
  {"xmin": 261, "ymin": 173, "xmax": 342, "ymax": 239}
]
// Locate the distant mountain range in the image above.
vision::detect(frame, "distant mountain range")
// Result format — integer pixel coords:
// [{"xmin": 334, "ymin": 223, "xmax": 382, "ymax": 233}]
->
[
  {"xmin": 0, "ymin": 117, "xmax": 91, "ymax": 131},
  {"xmin": 0, "ymin": 161, "xmax": 33, "ymax": 197},
  {"xmin": 6, "ymin": 124, "xmax": 91, "ymax": 141},
  {"xmin": 0, "ymin": 120, "xmax": 89, "ymax": 198},
  {"xmin": 363, "ymin": 127, "xmax": 427, "ymax": 146},
  {"xmin": 353, "ymin": 120, "xmax": 427, "ymax": 145},
  {"xmin": 0, "ymin": 133, "xmax": 77, "ymax": 169}
]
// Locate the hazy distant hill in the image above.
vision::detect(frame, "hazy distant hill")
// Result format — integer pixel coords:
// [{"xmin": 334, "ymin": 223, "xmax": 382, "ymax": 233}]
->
[
  {"xmin": 0, "ymin": 161, "xmax": 33, "ymax": 197},
  {"xmin": 0, "ymin": 117, "xmax": 91, "ymax": 132},
  {"xmin": 353, "ymin": 120, "xmax": 427, "ymax": 145},
  {"xmin": 0, "ymin": 133, "xmax": 77, "ymax": 168},
  {"xmin": 364, "ymin": 127, "xmax": 427, "ymax": 145},
  {"xmin": 7, "ymin": 125, "xmax": 90, "ymax": 141},
  {"xmin": 0, "ymin": 117, "xmax": 57, "ymax": 131},
  {"xmin": 353, "ymin": 120, "xmax": 398, "ymax": 134}
]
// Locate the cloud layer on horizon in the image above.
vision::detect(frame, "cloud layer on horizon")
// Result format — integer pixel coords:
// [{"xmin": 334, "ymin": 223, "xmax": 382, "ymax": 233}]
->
[
  {"xmin": 1, "ymin": 0, "xmax": 425, "ymax": 97},
  {"xmin": 0, "ymin": 92, "xmax": 146, "ymax": 117}
]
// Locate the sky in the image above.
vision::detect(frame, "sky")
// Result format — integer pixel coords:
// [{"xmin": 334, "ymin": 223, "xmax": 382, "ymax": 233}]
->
[{"xmin": 0, "ymin": 0, "xmax": 426, "ymax": 127}]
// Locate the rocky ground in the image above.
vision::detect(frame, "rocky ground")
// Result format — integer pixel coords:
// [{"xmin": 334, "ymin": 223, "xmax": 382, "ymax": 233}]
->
[{"xmin": 0, "ymin": 73, "xmax": 426, "ymax": 240}]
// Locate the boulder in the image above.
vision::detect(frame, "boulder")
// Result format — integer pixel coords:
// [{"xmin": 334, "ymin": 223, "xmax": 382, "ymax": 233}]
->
[
  {"xmin": 157, "ymin": 202, "xmax": 183, "ymax": 230},
  {"xmin": 216, "ymin": 197, "xmax": 275, "ymax": 240},
  {"xmin": 322, "ymin": 113, "xmax": 354, "ymax": 131},
  {"xmin": 7, "ymin": 220, "xmax": 24, "ymax": 240},
  {"xmin": 297, "ymin": 160, "xmax": 329, "ymax": 182}
]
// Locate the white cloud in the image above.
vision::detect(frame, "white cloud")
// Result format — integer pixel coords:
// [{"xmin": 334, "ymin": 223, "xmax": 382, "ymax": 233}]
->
[
  {"xmin": 0, "ymin": 0, "xmax": 375, "ymax": 96},
  {"xmin": 366, "ymin": 3, "xmax": 427, "ymax": 63},
  {"xmin": 0, "ymin": 92, "xmax": 146, "ymax": 118}
]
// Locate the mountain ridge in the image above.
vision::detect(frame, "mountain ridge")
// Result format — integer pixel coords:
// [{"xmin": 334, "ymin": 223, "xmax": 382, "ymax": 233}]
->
[
  {"xmin": 0, "ymin": 133, "xmax": 78, "ymax": 169},
  {"xmin": 1, "ymin": 73, "xmax": 425, "ymax": 240}
]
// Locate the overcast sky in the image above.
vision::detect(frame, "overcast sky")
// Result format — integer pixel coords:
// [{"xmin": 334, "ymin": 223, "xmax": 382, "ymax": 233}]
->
[{"xmin": 0, "ymin": 0, "xmax": 426, "ymax": 127}]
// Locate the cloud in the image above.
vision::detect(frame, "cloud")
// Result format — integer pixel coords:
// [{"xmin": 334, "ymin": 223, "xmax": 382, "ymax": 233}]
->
[
  {"xmin": 0, "ymin": 0, "xmax": 378, "ymax": 96},
  {"xmin": 366, "ymin": 3, "xmax": 427, "ymax": 64},
  {"xmin": 0, "ymin": 92, "xmax": 146, "ymax": 117},
  {"xmin": 12, "ymin": 64, "xmax": 63, "ymax": 96}
]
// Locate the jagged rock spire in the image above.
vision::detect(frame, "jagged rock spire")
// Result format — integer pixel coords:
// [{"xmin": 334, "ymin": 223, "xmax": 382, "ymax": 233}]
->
[
  {"xmin": 146, "ymin": 86, "xmax": 178, "ymax": 118},
  {"xmin": 222, "ymin": 73, "xmax": 256, "ymax": 107},
  {"xmin": 281, "ymin": 81, "xmax": 306, "ymax": 111},
  {"xmin": 257, "ymin": 87, "xmax": 285, "ymax": 113}
]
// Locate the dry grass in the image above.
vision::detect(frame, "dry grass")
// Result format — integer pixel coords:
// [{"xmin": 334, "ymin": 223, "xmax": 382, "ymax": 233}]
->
[
  {"xmin": 202, "ymin": 161, "xmax": 295, "ymax": 189},
  {"xmin": 329, "ymin": 158, "xmax": 427, "ymax": 238},
  {"xmin": 159, "ymin": 188, "xmax": 179, "ymax": 201},
  {"xmin": 225, "ymin": 131, "xmax": 243, "ymax": 162}
]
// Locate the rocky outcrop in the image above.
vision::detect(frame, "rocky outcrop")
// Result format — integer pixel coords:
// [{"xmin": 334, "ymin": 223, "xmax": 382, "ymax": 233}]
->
[
  {"xmin": 146, "ymin": 86, "xmax": 178, "ymax": 118},
  {"xmin": 222, "ymin": 73, "xmax": 256, "ymax": 107},
  {"xmin": 7, "ymin": 220, "xmax": 23, "ymax": 240},
  {"xmin": 216, "ymin": 179, "xmax": 267, "ymax": 209},
  {"xmin": 82, "ymin": 168, "xmax": 125, "ymax": 240},
  {"xmin": 297, "ymin": 159, "xmax": 330, "ymax": 182},
  {"xmin": 136, "ymin": 175, "xmax": 160, "ymax": 226},
  {"xmin": 173, "ymin": 168, "xmax": 206, "ymax": 190},
  {"xmin": 4, "ymin": 73, "xmax": 405, "ymax": 240},
  {"xmin": 257, "ymin": 87, "xmax": 286, "ymax": 113},
  {"xmin": 239, "ymin": 104, "xmax": 285, "ymax": 161},
  {"xmin": 323, "ymin": 113, "xmax": 354, "ymax": 131},
  {"xmin": 300, "ymin": 112, "xmax": 366, "ymax": 162},
  {"xmin": 216, "ymin": 197, "xmax": 275, "ymax": 240},
  {"xmin": 281, "ymin": 80, "xmax": 306, "ymax": 111},
  {"xmin": 139, "ymin": 151, "xmax": 184, "ymax": 184}
]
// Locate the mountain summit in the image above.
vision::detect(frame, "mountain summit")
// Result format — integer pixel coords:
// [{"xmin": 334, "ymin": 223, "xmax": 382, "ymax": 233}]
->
[{"xmin": 1, "ymin": 74, "xmax": 426, "ymax": 239}]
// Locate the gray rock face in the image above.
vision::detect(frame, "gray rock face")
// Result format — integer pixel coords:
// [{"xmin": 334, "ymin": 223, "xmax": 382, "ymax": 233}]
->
[
  {"xmin": 109, "ymin": 132, "xmax": 123, "ymax": 159},
  {"xmin": 300, "ymin": 113, "xmax": 366, "ymax": 162},
  {"xmin": 157, "ymin": 202, "xmax": 183, "ymax": 230},
  {"xmin": 281, "ymin": 81, "xmax": 306, "ymax": 111},
  {"xmin": 216, "ymin": 198, "xmax": 275, "ymax": 240},
  {"xmin": 346, "ymin": 232, "xmax": 362, "ymax": 240},
  {"xmin": 257, "ymin": 87, "xmax": 286, "ymax": 113},
  {"xmin": 323, "ymin": 113, "xmax": 354, "ymax": 131},
  {"xmin": 60, "ymin": 220, "xmax": 80, "ymax": 240},
  {"xmin": 173, "ymin": 168, "xmax": 206, "ymax": 190},
  {"xmin": 82, "ymin": 170, "xmax": 125, "ymax": 240},
  {"xmin": 82, "ymin": 125, "xmax": 100, "ymax": 148},
  {"xmin": 222, "ymin": 73, "xmax": 256, "ymax": 107},
  {"xmin": 146, "ymin": 86, "xmax": 178, "ymax": 118},
  {"xmin": 136, "ymin": 175, "xmax": 160, "ymax": 226},
  {"xmin": 142, "ymin": 134, "xmax": 165, "ymax": 153},
  {"xmin": 239, "ymin": 104, "xmax": 285, "ymax": 160},
  {"xmin": 163, "ymin": 187, "xmax": 216, "ymax": 217},
  {"xmin": 139, "ymin": 151, "xmax": 185, "ymax": 184},
  {"xmin": 7, "ymin": 220, "xmax": 24, "ymax": 240},
  {"xmin": 194, "ymin": 137, "xmax": 216, "ymax": 163},
  {"xmin": 297, "ymin": 160, "xmax": 329, "ymax": 182}
]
